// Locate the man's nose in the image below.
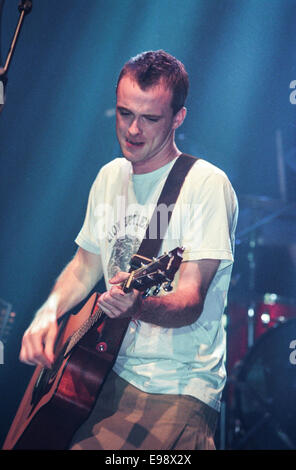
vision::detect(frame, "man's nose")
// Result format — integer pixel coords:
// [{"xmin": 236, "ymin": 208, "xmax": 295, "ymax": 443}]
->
[{"xmin": 128, "ymin": 118, "xmax": 141, "ymax": 135}]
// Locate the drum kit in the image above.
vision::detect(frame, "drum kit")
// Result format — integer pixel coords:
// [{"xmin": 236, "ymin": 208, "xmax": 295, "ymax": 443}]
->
[{"xmin": 225, "ymin": 194, "xmax": 296, "ymax": 450}]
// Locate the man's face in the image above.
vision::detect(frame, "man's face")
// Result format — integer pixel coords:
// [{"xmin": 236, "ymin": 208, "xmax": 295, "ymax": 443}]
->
[{"xmin": 116, "ymin": 74, "xmax": 184, "ymax": 173}]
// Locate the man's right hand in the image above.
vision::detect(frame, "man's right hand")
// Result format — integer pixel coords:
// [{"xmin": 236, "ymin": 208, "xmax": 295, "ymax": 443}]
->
[
  {"xmin": 19, "ymin": 306, "xmax": 59, "ymax": 368},
  {"xmin": 19, "ymin": 248, "xmax": 103, "ymax": 368}
]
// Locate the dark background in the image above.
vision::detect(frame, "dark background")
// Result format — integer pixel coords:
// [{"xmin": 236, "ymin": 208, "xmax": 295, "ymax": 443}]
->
[{"xmin": 0, "ymin": 0, "xmax": 296, "ymax": 449}]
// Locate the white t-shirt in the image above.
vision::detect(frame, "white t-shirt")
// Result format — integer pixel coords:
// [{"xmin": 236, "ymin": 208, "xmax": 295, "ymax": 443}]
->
[{"xmin": 75, "ymin": 156, "xmax": 238, "ymax": 411}]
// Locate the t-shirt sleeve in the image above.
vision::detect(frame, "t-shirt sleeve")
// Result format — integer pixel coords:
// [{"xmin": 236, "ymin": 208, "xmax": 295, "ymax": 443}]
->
[
  {"xmin": 75, "ymin": 178, "xmax": 101, "ymax": 255},
  {"xmin": 180, "ymin": 172, "xmax": 238, "ymax": 268}
]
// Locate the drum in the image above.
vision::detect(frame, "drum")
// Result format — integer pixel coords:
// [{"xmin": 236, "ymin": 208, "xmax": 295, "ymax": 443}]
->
[
  {"xmin": 230, "ymin": 318, "xmax": 296, "ymax": 449},
  {"xmin": 255, "ymin": 293, "xmax": 296, "ymax": 338}
]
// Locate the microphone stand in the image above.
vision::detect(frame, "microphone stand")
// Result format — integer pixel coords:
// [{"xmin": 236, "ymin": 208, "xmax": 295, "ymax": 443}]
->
[{"xmin": 0, "ymin": 0, "xmax": 32, "ymax": 108}]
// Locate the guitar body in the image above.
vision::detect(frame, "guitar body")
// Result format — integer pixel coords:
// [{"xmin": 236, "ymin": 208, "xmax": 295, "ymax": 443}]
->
[{"xmin": 3, "ymin": 293, "xmax": 130, "ymax": 450}]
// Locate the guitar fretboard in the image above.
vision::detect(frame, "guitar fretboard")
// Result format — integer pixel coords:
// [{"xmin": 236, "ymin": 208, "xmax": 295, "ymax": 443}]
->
[
  {"xmin": 62, "ymin": 251, "xmax": 183, "ymax": 359},
  {"xmin": 63, "ymin": 277, "xmax": 130, "ymax": 358},
  {"xmin": 64, "ymin": 304, "xmax": 104, "ymax": 357}
]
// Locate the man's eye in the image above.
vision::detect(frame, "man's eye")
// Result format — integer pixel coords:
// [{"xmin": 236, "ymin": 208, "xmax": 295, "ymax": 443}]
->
[
  {"xmin": 146, "ymin": 117, "xmax": 159, "ymax": 122},
  {"xmin": 119, "ymin": 110, "xmax": 130, "ymax": 116}
]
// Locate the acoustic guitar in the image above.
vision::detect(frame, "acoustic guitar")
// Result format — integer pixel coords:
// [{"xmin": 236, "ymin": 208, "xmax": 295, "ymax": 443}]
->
[{"xmin": 3, "ymin": 247, "xmax": 184, "ymax": 450}]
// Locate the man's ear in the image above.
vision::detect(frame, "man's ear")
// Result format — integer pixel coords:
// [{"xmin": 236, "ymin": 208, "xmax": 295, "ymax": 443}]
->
[{"xmin": 172, "ymin": 106, "xmax": 187, "ymax": 130}]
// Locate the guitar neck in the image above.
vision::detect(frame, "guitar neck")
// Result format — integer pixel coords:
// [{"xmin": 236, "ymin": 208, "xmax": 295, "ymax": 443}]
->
[
  {"xmin": 64, "ymin": 303, "xmax": 105, "ymax": 357},
  {"xmin": 63, "ymin": 276, "xmax": 132, "ymax": 357},
  {"xmin": 60, "ymin": 247, "xmax": 184, "ymax": 360}
]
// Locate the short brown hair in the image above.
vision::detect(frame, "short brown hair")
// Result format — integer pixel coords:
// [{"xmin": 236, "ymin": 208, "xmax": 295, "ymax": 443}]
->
[{"xmin": 116, "ymin": 50, "xmax": 189, "ymax": 115}]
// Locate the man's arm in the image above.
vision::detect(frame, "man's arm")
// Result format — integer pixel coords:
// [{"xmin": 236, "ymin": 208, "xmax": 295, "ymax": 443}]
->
[
  {"xmin": 98, "ymin": 259, "xmax": 220, "ymax": 328},
  {"xmin": 19, "ymin": 247, "xmax": 103, "ymax": 367}
]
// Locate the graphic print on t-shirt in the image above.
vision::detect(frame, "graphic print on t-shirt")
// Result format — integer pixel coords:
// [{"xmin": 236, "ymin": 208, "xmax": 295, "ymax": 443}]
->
[{"xmin": 107, "ymin": 235, "xmax": 141, "ymax": 278}]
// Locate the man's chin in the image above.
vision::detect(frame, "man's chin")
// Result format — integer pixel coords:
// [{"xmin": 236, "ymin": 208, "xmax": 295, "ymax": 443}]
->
[{"xmin": 121, "ymin": 148, "xmax": 144, "ymax": 162}]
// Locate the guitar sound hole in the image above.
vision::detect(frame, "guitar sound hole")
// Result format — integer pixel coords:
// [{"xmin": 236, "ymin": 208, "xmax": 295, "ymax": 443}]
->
[
  {"xmin": 30, "ymin": 347, "xmax": 67, "ymax": 410},
  {"xmin": 31, "ymin": 368, "xmax": 50, "ymax": 408}
]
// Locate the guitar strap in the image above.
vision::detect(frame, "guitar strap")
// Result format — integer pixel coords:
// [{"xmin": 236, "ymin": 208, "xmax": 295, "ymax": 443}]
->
[{"xmin": 131, "ymin": 153, "xmax": 198, "ymax": 264}]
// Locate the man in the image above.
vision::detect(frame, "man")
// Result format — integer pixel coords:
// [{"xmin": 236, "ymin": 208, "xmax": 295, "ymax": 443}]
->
[{"xmin": 20, "ymin": 50, "xmax": 238, "ymax": 450}]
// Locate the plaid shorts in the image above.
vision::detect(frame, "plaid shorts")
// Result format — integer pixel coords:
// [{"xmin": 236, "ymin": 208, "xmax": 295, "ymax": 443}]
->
[{"xmin": 69, "ymin": 370, "xmax": 218, "ymax": 450}]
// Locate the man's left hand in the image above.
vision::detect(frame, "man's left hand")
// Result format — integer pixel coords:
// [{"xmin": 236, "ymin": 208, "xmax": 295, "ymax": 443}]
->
[{"xmin": 98, "ymin": 271, "xmax": 142, "ymax": 319}]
